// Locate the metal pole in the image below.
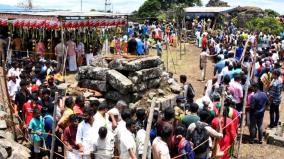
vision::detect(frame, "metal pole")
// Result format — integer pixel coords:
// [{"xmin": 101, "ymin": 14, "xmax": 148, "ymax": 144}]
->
[
  {"xmin": 50, "ymin": 92, "xmax": 59, "ymax": 159},
  {"xmin": 142, "ymin": 97, "xmax": 156, "ymax": 159}
]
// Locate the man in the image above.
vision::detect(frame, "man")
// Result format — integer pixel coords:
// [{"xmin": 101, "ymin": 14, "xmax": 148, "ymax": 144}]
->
[
  {"xmin": 23, "ymin": 94, "xmax": 42, "ymax": 129},
  {"xmin": 73, "ymin": 95, "xmax": 85, "ymax": 116},
  {"xmin": 181, "ymin": 103, "xmax": 200, "ymax": 128},
  {"xmin": 268, "ymin": 70, "xmax": 282, "ymax": 128},
  {"xmin": 200, "ymin": 49, "xmax": 218, "ymax": 81},
  {"xmin": 76, "ymin": 106, "xmax": 96, "ymax": 159},
  {"xmin": 119, "ymin": 119, "xmax": 137, "ymax": 159},
  {"xmin": 93, "ymin": 127, "xmax": 115, "ymax": 159},
  {"xmin": 180, "ymin": 75, "xmax": 195, "ymax": 104},
  {"xmin": 229, "ymin": 74, "xmax": 243, "ymax": 112},
  {"xmin": 214, "ymin": 56, "xmax": 225, "ymax": 76},
  {"xmin": 0, "ymin": 35, "xmax": 6, "ymax": 66},
  {"xmin": 63, "ymin": 114, "xmax": 80, "ymax": 159},
  {"xmin": 28, "ymin": 108, "xmax": 47, "ymax": 159},
  {"xmin": 128, "ymin": 36, "xmax": 138, "ymax": 55},
  {"xmin": 55, "ymin": 40, "xmax": 66, "ymax": 72},
  {"xmin": 93, "ymin": 104, "xmax": 110, "ymax": 133},
  {"xmin": 76, "ymin": 41, "xmax": 85, "ymax": 66},
  {"xmin": 15, "ymin": 80, "xmax": 30, "ymax": 119},
  {"xmin": 57, "ymin": 97, "xmax": 74, "ymax": 130},
  {"xmin": 67, "ymin": 38, "xmax": 77, "ymax": 72},
  {"xmin": 7, "ymin": 75, "xmax": 18, "ymax": 101},
  {"xmin": 136, "ymin": 36, "xmax": 145, "ymax": 55},
  {"xmin": 188, "ymin": 110, "xmax": 223, "ymax": 159},
  {"xmin": 250, "ymin": 85, "xmax": 269, "ymax": 143},
  {"xmin": 152, "ymin": 126, "xmax": 172, "ymax": 159}
]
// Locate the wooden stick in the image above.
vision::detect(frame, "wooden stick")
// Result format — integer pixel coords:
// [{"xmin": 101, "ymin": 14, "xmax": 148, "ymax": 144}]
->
[
  {"xmin": 240, "ymin": 40, "xmax": 249, "ymax": 64},
  {"xmin": 237, "ymin": 41, "xmax": 256, "ymax": 159},
  {"xmin": 142, "ymin": 97, "xmax": 156, "ymax": 159},
  {"xmin": 50, "ymin": 92, "xmax": 59, "ymax": 159}
]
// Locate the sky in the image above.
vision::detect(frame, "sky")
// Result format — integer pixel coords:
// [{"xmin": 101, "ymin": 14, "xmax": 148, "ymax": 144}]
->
[{"xmin": 0, "ymin": 0, "xmax": 283, "ymax": 14}]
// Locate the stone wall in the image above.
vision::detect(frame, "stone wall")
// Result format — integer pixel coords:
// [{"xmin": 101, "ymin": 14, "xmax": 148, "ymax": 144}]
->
[{"xmin": 77, "ymin": 55, "xmax": 182, "ymax": 109}]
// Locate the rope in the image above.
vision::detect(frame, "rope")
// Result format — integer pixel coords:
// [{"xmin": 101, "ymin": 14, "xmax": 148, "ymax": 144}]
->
[
  {"xmin": 171, "ymin": 113, "xmax": 241, "ymax": 159},
  {"xmin": 8, "ymin": 118, "xmax": 122, "ymax": 158}
]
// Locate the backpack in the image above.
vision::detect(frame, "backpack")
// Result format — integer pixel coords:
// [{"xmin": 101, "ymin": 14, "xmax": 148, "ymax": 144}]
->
[
  {"xmin": 190, "ymin": 122, "xmax": 209, "ymax": 154},
  {"xmin": 186, "ymin": 83, "xmax": 195, "ymax": 101}
]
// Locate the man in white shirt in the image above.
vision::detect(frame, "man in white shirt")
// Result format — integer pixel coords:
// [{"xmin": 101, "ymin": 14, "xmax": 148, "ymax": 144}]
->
[
  {"xmin": 7, "ymin": 76, "xmax": 18, "ymax": 100},
  {"xmin": 76, "ymin": 107, "xmax": 97, "ymax": 159},
  {"xmin": 93, "ymin": 127, "xmax": 115, "ymax": 159},
  {"xmin": 119, "ymin": 119, "xmax": 137, "ymax": 159},
  {"xmin": 152, "ymin": 126, "xmax": 172, "ymax": 159}
]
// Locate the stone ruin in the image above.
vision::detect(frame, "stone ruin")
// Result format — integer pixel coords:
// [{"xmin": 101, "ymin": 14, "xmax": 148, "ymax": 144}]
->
[{"xmin": 76, "ymin": 55, "xmax": 182, "ymax": 109}]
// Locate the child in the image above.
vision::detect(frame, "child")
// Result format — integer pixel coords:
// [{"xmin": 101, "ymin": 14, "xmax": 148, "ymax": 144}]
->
[{"xmin": 28, "ymin": 108, "xmax": 47, "ymax": 159}]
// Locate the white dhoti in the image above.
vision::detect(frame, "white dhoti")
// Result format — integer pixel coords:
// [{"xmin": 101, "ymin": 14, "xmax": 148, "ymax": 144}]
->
[
  {"xmin": 67, "ymin": 150, "xmax": 81, "ymax": 159},
  {"xmin": 85, "ymin": 53, "xmax": 93, "ymax": 66},
  {"xmin": 68, "ymin": 55, "xmax": 77, "ymax": 71}
]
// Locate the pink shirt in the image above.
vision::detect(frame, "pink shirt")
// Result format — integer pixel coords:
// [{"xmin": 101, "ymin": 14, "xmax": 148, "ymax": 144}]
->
[
  {"xmin": 229, "ymin": 81, "xmax": 243, "ymax": 104},
  {"xmin": 246, "ymin": 92, "xmax": 255, "ymax": 108},
  {"xmin": 67, "ymin": 41, "xmax": 76, "ymax": 56}
]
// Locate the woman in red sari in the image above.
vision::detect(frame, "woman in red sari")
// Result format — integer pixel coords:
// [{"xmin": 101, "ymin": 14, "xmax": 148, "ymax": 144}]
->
[{"xmin": 211, "ymin": 99, "xmax": 237, "ymax": 159}]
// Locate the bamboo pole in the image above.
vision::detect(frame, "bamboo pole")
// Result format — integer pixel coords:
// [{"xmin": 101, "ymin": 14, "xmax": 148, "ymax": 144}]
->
[
  {"xmin": 142, "ymin": 97, "xmax": 156, "ymax": 159},
  {"xmin": 50, "ymin": 92, "xmax": 59, "ymax": 159},
  {"xmin": 2, "ymin": 37, "xmax": 16, "ymax": 140},
  {"xmin": 237, "ymin": 41, "xmax": 256, "ymax": 159}
]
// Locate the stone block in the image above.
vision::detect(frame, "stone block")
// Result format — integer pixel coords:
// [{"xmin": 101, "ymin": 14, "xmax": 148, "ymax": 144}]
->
[
  {"xmin": 107, "ymin": 70, "xmax": 133, "ymax": 94},
  {"xmin": 128, "ymin": 67, "xmax": 162, "ymax": 83},
  {"xmin": 156, "ymin": 94, "xmax": 177, "ymax": 110},
  {"xmin": 87, "ymin": 67, "xmax": 109, "ymax": 81},
  {"xmin": 132, "ymin": 78, "xmax": 161, "ymax": 92},
  {"xmin": 78, "ymin": 79, "xmax": 107, "ymax": 92},
  {"xmin": 109, "ymin": 56, "xmax": 163, "ymax": 71},
  {"xmin": 170, "ymin": 82, "xmax": 182, "ymax": 94},
  {"xmin": 77, "ymin": 66, "xmax": 109, "ymax": 81},
  {"xmin": 90, "ymin": 55, "xmax": 109, "ymax": 68}
]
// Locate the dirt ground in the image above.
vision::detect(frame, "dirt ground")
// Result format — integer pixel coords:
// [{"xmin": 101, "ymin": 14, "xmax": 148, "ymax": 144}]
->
[{"xmin": 157, "ymin": 43, "xmax": 284, "ymax": 159}]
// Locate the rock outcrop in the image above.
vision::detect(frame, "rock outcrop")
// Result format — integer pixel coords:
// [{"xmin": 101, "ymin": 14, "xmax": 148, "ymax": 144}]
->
[{"xmin": 206, "ymin": 0, "xmax": 230, "ymax": 7}]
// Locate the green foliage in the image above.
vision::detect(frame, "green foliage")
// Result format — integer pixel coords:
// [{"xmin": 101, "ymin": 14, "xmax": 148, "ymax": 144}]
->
[
  {"xmin": 264, "ymin": 9, "xmax": 280, "ymax": 17},
  {"xmin": 137, "ymin": 0, "xmax": 162, "ymax": 18},
  {"xmin": 246, "ymin": 17, "xmax": 283, "ymax": 34},
  {"xmin": 133, "ymin": 0, "xmax": 202, "ymax": 20}
]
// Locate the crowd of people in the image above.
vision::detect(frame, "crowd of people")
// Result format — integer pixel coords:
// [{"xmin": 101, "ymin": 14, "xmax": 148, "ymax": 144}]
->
[{"xmin": 0, "ymin": 17, "xmax": 283, "ymax": 159}]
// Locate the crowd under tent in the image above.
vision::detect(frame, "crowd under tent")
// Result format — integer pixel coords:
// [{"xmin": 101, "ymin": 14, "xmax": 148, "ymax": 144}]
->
[{"xmin": 0, "ymin": 11, "xmax": 129, "ymax": 60}]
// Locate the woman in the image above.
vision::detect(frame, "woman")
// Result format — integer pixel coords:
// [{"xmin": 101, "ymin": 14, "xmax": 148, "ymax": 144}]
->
[{"xmin": 67, "ymin": 39, "xmax": 77, "ymax": 72}]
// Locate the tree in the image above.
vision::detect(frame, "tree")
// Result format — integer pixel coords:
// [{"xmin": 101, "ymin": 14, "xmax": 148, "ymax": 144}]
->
[
  {"xmin": 246, "ymin": 17, "xmax": 283, "ymax": 35},
  {"xmin": 264, "ymin": 9, "xmax": 280, "ymax": 17},
  {"xmin": 137, "ymin": 0, "xmax": 162, "ymax": 18}
]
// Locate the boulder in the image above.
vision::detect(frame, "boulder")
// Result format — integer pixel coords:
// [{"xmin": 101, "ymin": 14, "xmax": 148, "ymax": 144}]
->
[
  {"xmin": 87, "ymin": 67, "xmax": 109, "ymax": 81},
  {"xmin": 132, "ymin": 78, "xmax": 161, "ymax": 92},
  {"xmin": 105, "ymin": 91, "xmax": 130, "ymax": 103},
  {"xmin": 170, "ymin": 82, "xmax": 182, "ymax": 94},
  {"xmin": 0, "ymin": 138, "xmax": 30, "ymax": 159},
  {"xmin": 90, "ymin": 55, "xmax": 109, "ymax": 68},
  {"xmin": 206, "ymin": 0, "xmax": 230, "ymax": 7},
  {"xmin": 0, "ymin": 111, "xmax": 7, "ymax": 129},
  {"xmin": 77, "ymin": 66, "xmax": 109, "ymax": 81},
  {"xmin": 109, "ymin": 56, "xmax": 163, "ymax": 71},
  {"xmin": 128, "ymin": 67, "xmax": 162, "ymax": 83},
  {"xmin": 107, "ymin": 70, "xmax": 133, "ymax": 94},
  {"xmin": 78, "ymin": 79, "xmax": 107, "ymax": 92}
]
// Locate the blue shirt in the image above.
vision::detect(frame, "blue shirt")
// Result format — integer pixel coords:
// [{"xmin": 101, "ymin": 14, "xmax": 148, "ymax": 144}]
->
[
  {"xmin": 136, "ymin": 39, "xmax": 145, "ymax": 55},
  {"xmin": 44, "ymin": 114, "xmax": 54, "ymax": 148},
  {"xmin": 251, "ymin": 91, "xmax": 269, "ymax": 114},
  {"xmin": 214, "ymin": 60, "xmax": 225, "ymax": 75},
  {"xmin": 269, "ymin": 79, "xmax": 282, "ymax": 105},
  {"xmin": 235, "ymin": 47, "xmax": 243, "ymax": 61}
]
